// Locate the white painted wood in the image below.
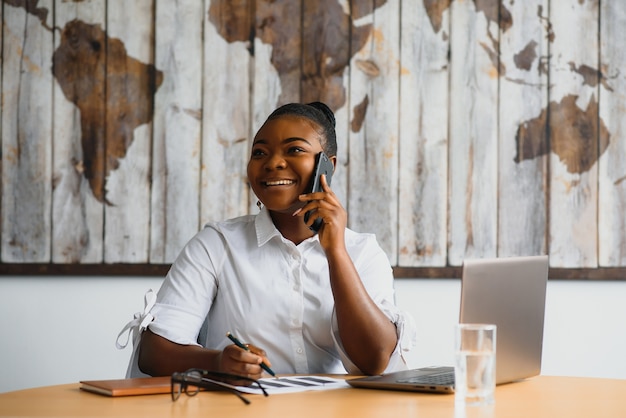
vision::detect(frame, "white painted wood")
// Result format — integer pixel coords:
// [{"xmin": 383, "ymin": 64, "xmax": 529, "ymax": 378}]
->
[
  {"xmin": 51, "ymin": 0, "xmax": 106, "ymax": 263},
  {"xmin": 598, "ymin": 2, "xmax": 626, "ymax": 266},
  {"xmin": 448, "ymin": 0, "xmax": 498, "ymax": 265},
  {"xmin": 397, "ymin": 0, "xmax": 450, "ymax": 266},
  {"xmin": 330, "ymin": 79, "xmax": 350, "ymax": 216},
  {"xmin": 3, "ymin": 1, "xmax": 626, "ymax": 274},
  {"xmin": 497, "ymin": 0, "xmax": 549, "ymax": 258},
  {"xmin": 202, "ymin": 0, "xmax": 252, "ymax": 226},
  {"xmin": 104, "ymin": 0, "xmax": 154, "ymax": 263},
  {"xmin": 0, "ymin": 0, "xmax": 2, "ymax": 261},
  {"xmin": 300, "ymin": 1, "xmax": 349, "ymax": 209},
  {"xmin": 347, "ymin": 0, "xmax": 400, "ymax": 262},
  {"xmin": 249, "ymin": 6, "xmax": 283, "ymax": 215},
  {"xmin": 1, "ymin": 2, "xmax": 54, "ymax": 262},
  {"xmin": 548, "ymin": 1, "xmax": 599, "ymax": 268},
  {"xmin": 150, "ymin": 0, "xmax": 203, "ymax": 263}
]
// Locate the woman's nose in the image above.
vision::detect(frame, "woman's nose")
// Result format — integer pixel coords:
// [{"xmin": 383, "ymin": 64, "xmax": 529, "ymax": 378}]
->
[{"xmin": 265, "ymin": 154, "xmax": 287, "ymax": 170}]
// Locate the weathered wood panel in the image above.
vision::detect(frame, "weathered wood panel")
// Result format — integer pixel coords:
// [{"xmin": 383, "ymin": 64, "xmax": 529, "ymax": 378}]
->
[
  {"xmin": 51, "ymin": 0, "xmax": 106, "ymax": 263},
  {"xmin": 397, "ymin": 0, "xmax": 450, "ymax": 267},
  {"xmin": 0, "ymin": 0, "xmax": 2, "ymax": 260},
  {"xmin": 448, "ymin": 0, "xmax": 499, "ymax": 265},
  {"xmin": 3, "ymin": 1, "xmax": 626, "ymax": 276},
  {"xmin": 348, "ymin": 0, "xmax": 400, "ymax": 261},
  {"xmin": 497, "ymin": 0, "xmax": 548, "ymax": 258},
  {"xmin": 248, "ymin": 1, "xmax": 288, "ymax": 213},
  {"xmin": 150, "ymin": 0, "xmax": 203, "ymax": 263},
  {"xmin": 103, "ymin": 0, "xmax": 156, "ymax": 263},
  {"xmin": 599, "ymin": 1, "xmax": 626, "ymax": 266},
  {"xmin": 1, "ymin": 2, "xmax": 54, "ymax": 262},
  {"xmin": 301, "ymin": 0, "xmax": 352, "ymax": 208},
  {"xmin": 0, "ymin": 7, "xmax": 4, "ymax": 263},
  {"xmin": 548, "ymin": 1, "xmax": 599, "ymax": 268},
  {"xmin": 202, "ymin": 0, "xmax": 253, "ymax": 225}
]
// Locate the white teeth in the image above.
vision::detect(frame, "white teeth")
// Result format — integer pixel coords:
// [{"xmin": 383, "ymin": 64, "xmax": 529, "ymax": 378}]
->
[{"xmin": 265, "ymin": 179, "xmax": 294, "ymax": 186}]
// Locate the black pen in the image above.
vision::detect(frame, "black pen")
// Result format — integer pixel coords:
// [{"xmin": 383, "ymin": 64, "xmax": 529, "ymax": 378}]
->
[{"xmin": 226, "ymin": 332, "xmax": 277, "ymax": 378}]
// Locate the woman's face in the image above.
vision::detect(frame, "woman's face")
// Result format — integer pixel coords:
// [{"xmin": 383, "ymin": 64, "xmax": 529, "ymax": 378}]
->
[{"xmin": 247, "ymin": 116, "xmax": 325, "ymax": 214}]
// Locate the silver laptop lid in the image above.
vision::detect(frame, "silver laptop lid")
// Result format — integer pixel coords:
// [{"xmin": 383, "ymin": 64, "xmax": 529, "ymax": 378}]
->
[{"xmin": 460, "ymin": 255, "xmax": 549, "ymax": 384}]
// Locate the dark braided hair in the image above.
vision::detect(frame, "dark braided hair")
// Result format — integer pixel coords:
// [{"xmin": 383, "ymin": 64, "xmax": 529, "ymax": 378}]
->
[{"xmin": 265, "ymin": 102, "xmax": 338, "ymax": 157}]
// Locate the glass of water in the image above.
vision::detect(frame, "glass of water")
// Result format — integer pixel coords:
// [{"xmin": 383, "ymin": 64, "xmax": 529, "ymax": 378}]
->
[{"xmin": 454, "ymin": 323, "xmax": 497, "ymax": 406}]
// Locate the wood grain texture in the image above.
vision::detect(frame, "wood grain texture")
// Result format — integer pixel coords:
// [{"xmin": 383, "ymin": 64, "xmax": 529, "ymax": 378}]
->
[
  {"xmin": 204, "ymin": 0, "xmax": 253, "ymax": 224},
  {"xmin": 498, "ymin": 0, "xmax": 548, "ymax": 258},
  {"xmin": 397, "ymin": 0, "xmax": 449, "ymax": 267},
  {"xmin": 548, "ymin": 1, "xmax": 599, "ymax": 268},
  {"xmin": 1, "ymin": 1, "xmax": 54, "ymax": 262},
  {"xmin": 51, "ymin": 0, "xmax": 106, "ymax": 263},
  {"xmin": 103, "ymin": 0, "xmax": 156, "ymax": 263},
  {"xmin": 448, "ymin": 0, "xmax": 499, "ymax": 265},
  {"xmin": 2, "ymin": 1, "xmax": 626, "ymax": 276},
  {"xmin": 301, "ymin": 0, "xmax": 352, "ymax": 208},
  {"xmin": 150, "ymin": 0, "xmax": 203, "ymax": 263},
  {"xmin": 598, "ymin": 1, "xmax": 626, "ymax": 266},
  {"xmin": 249, "ymin": 2, "xmax": 285, "ymax": 213},
  {"xmin": 348, "ymin": 0, "xmax": 400, "ymax": 261}
]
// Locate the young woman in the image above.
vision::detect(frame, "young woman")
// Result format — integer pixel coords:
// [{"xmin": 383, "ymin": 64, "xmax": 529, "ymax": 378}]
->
[{"xmin": 135, "ymin": 102, "xmax": 416, "ymax": 380}]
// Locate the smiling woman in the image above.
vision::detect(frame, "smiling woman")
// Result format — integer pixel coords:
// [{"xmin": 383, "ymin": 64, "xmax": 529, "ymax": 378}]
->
[
  {"xmin": 247, "ymin": 103, "xmax": 335, "ymax": 230},
  {"xmin": 131, "ymin": 102, "xmax": 417, "ymax": 381}
]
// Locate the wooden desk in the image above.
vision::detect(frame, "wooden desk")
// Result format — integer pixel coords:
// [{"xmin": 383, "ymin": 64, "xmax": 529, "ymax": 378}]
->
[{"xmin": 1, "ymin": 375, "xmax": 625, "ymax": 417}]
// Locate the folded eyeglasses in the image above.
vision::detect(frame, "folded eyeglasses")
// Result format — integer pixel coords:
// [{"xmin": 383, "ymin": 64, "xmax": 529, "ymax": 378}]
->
[{"xmin": 171, "ymin": 368, "xmax": 269, "ymax": 405}]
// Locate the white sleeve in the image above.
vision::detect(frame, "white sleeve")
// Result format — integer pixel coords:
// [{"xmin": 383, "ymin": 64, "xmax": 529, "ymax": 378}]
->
[
  {"xmin": 148, "ymin": 227, "xmax": 221, "ymax": 346},
  {"xmin": 331, "ymin": 235, "xmax": 417, "ymax": 374}
]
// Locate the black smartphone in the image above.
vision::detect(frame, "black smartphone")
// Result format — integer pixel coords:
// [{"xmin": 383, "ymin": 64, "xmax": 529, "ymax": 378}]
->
[{"xmin": 304, "ymin": 152, "xmax": 334, "ymax": 232}]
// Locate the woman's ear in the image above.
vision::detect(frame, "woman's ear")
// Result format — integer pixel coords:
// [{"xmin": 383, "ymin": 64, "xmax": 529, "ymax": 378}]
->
[{"xmin": 330, "ymin": 155, "xmax": 337, "ymax": 171}]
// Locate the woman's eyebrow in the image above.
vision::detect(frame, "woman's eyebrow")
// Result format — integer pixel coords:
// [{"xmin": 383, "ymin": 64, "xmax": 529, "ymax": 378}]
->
[
  {"xmin": 252, "ymin": 137, "xmax": 313, "ymax": 146},
  {"xmin": 284, "ymin": 137, "xmax": 313, "ymax": 146}
]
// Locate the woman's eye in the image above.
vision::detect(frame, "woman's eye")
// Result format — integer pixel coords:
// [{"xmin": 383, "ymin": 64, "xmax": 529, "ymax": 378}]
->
[
  {"xmin": 287, "ymin": 146, "xmax": 305, "ymax": 154},
  {"xmin": 251, "ymin": 149, "xmax": 265, "ymax": 157}
]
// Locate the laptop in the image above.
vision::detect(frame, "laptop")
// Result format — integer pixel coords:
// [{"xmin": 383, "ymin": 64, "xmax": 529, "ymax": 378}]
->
[{"xmin": 347, "ymin": 255, "xmax": 549, "ymax": 393}]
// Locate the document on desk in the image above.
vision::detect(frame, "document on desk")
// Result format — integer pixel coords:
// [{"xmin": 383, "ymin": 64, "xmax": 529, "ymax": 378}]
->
[{"xmin": 236, "ymin": 376, "xmax": 350, "ymax": 395}]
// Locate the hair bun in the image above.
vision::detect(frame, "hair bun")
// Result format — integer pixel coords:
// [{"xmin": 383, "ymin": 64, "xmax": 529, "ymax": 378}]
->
[{"xmin": 307, "ymin": 102, "xmax": 336, "ymax": 128}]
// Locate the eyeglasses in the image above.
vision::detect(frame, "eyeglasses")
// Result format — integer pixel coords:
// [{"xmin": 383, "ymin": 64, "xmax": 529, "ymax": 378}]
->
[{"xmin": 171, "ymin": 368, "xmax": 269, "ymax": 405}]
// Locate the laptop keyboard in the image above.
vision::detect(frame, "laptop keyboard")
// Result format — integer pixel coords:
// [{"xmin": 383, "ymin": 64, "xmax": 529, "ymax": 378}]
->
[{"xmin": 397, "ymin": 372, "xmax": 455, "ymax": 385}]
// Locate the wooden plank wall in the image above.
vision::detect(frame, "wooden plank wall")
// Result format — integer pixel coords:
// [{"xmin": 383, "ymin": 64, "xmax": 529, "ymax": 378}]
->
[{"xmin": 1, "ymin": 0, "xmax": 626, "ymax": 277}]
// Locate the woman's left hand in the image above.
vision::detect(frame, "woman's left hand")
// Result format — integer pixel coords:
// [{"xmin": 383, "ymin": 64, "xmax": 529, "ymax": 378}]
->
[{"xmin": 296, "ymin": 174, "xmax": 347, "ymax": 251}]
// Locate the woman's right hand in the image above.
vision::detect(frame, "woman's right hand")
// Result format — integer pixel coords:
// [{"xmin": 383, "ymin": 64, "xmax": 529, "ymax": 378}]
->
[{"xmin": 219, "ymin": 343, "xmax": 271, "ymax": 382}]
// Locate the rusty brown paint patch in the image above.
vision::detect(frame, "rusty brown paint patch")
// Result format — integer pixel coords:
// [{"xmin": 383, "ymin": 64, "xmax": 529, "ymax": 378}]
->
[
  {"xmin": 52, "ymin": 19, "xmax": 163, "ymax": 204},
  {"xmin": 568, "ymin": 62, "xmax": 614, "ymax": 92},
  {"xmin": 537, "ymin": 5, "xmax": 555, "ymax": 43},
  {"xmin": 423, "ymin": 0, "xmax": 451, "ymax": 33},
  {"xmin": 473, "ymin": 0, "xmax": 512, "ymax": 33},
  {"xmin": 351, "ymin": 0, "xmax": 387, "ymax": 20},
  {"xmin": 208, "ymin": 0, "xmax": 385, "ymax": 114},
  {"xmin": 355, "ymin": 59, "xmax": 380, "ymax": 77},
  {"xmin": 351, "ymin": 95, "xmax": 369, "ymax": 133},
  {"xmin": 514, "ymin": 40, "xmax": 538, "ymax": 71},
  {"xmin": 3, "ymin": 0, "xmax": 52, "ymax": 30},
  {"xmin": 208, "ymin": 0, "xmax": 253, "ymax": 46},
  {"xmin": 515, "ymin": 94, "xmax": 610, "ymax": 174},
  {"xmin": 423, "ymin": 0, "xmax": 513, "ymax": 33},
  {"xmin": 480, "ymin": 41, "xmax": 505, "ymax": 78}
]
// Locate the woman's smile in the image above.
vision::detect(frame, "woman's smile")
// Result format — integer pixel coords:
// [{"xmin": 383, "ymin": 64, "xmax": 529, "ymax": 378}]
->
[{"xmin": 262, "ymin": 178, "xmax": 296, "ymax": 187}]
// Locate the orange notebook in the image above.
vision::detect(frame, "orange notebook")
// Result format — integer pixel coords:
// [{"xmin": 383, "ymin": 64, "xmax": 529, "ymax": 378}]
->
[{"xmin": 80, "ymin": 376, "xmax": 171, "ymax": 397}]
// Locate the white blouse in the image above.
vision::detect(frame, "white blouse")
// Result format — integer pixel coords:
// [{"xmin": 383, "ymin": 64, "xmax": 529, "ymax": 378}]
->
[{"xmin": 144, "ymin": 207, "xmax": 416, "ymax": 375}]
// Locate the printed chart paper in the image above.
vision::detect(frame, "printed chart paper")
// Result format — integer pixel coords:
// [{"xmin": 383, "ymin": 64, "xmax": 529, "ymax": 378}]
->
[{"xmin": 236, "ymin": 376, "xmax": 349, "ymax": 395}]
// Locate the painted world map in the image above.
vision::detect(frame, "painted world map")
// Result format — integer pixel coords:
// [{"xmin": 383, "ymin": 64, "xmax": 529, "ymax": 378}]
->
[{"xmin": 3, "ymin": 0, "xmax": 613, "ymax": 206}]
